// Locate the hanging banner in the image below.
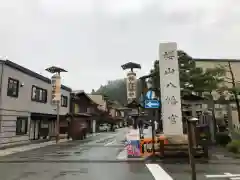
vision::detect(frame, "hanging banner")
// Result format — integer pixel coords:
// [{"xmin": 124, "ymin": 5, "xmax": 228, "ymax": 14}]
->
[
  {"xmin": 159, "ymin": 42, "xmax": 183, "ymax": 135},
  {"xmin": 51, "ymin": 73, "xmax": 61, "ymax": 104},
  {"xmin": 126, "ymin": 71, "xmax": 137, "ymax": 103}
]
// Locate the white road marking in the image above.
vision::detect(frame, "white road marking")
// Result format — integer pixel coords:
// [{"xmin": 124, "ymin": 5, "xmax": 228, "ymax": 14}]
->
[
  {"xmin": 146, "ymin": 164, "xmax": 173, "ymax": 180},
  {"xmin": 89, "ymin": 135, "xmax": 116, "ymax": 144},
  {"xmin": 206, "ymin": 172, "xmax": 240, "ymax": 178},
  {"xmin": 104, "ymin": 139, "xmax": 117, "ymax": 146},
  {"xmin": 116, "ymin": 148, "xmax": 127, "ymax": 160}
]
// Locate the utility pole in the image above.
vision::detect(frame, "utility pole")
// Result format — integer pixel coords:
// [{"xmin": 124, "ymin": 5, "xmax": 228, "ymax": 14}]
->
[{"xmin": 46, "ymin": 66, "xmax": 67, "ymax": 143}]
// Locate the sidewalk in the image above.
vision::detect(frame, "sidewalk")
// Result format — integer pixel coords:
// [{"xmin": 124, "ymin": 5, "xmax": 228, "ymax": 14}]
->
[{"xmin": 0, "ymin": 133, "xmax": 100, "ymax": 157}]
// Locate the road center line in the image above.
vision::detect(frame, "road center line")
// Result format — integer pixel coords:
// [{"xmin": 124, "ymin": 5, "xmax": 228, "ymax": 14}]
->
[{"xmin": 146, "ymin": 164, "xmax": 173, "ymax": 180}]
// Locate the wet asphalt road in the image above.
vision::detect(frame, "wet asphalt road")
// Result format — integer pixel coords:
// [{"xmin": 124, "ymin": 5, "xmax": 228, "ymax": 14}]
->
[
  {"xmin": 0, "ymin": 128, "xmax": 155, "ymax": 180},
  {"xmin": 1, "ymin": 128, "xmax": 240, "ymax": 180}
]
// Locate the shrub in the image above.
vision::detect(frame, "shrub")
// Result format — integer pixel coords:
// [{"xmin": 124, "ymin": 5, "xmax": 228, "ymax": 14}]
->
[
  {"xmin": 227, "ymin": 140, "xmax": 240, "ymax": 154},
  {"xmin": 216, "ymin": 132, "xmax": 231, "ymax": 146}
]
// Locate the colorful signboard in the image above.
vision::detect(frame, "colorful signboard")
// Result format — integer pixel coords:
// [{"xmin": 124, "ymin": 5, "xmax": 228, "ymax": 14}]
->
[
  {"xmin": 125, "ymin": 128, "xmax": 141, "ymax": 158},
  {"xmin": 126, "ymin": 140, "xmax": 141, "ymax": 157}
]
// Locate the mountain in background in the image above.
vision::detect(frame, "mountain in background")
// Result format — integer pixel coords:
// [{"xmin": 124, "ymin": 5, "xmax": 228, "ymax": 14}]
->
[{"xmin": 93, "ymin": 78, "xmax": 142, "ymax": 105}]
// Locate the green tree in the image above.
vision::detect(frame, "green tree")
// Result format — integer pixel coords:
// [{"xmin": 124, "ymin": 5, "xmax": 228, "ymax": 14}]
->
[
  {"xmin": 150, "ymin": 50, "xmax": 226, "ymax": 132},
  {"xmin": 95, "ymin": 79, "xmax": 127, "ymax": 105},
  {"xmin": 95, "ymin": 78, "xmax": 142, "ymax": 105},
  {"xmin": 150, "ymin": 50, "xmax": 225, "ymax": 97}
]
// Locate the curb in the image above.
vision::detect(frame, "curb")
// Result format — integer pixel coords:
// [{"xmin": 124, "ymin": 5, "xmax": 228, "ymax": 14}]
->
[{"xmin": 0, "ymin": 133, "xmax": 101, "ymax": 157}]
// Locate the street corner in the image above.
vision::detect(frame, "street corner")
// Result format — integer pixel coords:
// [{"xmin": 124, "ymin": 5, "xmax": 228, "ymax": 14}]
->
[
  {"xmin": 153, "ymin": 163, "xmax": 209, "ymax": 180},
  {"xmin": 146, "ymin": 162, "xmax": 240, "ymax": 180},
  {"xmin": 145, "ymin": 163, "xmax": 208, "ymax": 180}
]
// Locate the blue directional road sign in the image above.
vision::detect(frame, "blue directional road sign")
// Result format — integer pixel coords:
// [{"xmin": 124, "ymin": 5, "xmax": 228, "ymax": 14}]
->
[
  {"xmin": 144, "ymin": 100, "xmax": 160, "ymax": 109},
  {"xmin": 145, "ymin": 90, "xmax": 153, "ymax": 100}
]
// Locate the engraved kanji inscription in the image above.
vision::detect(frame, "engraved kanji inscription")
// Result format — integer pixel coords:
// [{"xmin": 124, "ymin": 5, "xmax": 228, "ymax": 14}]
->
[
  {"xmin": 166, "ymin": 82, "xmax": 177, "ymax": 88},
  {"xmin": 165, "ymin": 96, "xmax": 178, "ymax": 105},
  {"xmin": 164, "ymin": 68, "xmax": 175, "ymax": 75},
  {"xmin": 168, "ymin": 114, "xmax": 178, "ymax": 124},
  {"xmin": 163, "ymin": 51, "xmax": 175, "ymax": 60}
]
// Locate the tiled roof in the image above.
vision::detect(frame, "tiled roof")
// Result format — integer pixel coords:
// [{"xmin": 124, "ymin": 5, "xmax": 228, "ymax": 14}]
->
[
  {"xmin": 88, "ymin": 94, "xmax": 105, "ymax": 106},
  {"xmin": 0, "ymin": 60, "xmax": 72, "ymax": 92}
]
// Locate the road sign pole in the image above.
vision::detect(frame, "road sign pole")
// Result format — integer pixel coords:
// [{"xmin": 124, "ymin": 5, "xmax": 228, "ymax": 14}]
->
[{"xmin": 151, "ymin": 110, "xmax": 155, "ymax": 155}]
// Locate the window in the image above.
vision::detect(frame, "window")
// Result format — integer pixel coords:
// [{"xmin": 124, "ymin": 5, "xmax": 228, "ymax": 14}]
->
[
  {"xmin": 7, "ymin": 77, "xmax": 19, "ymax": 97},
  {"xmin": 61, "ymin": 95, "xmax": 68, "ymax": 107},
  {"xmin": 31, "ymin": 85, "xmax": 47, "ymax": 103},
  {"xmin": 79, "ymin": 106, "xmax": 87, "ymax": 113},
  {"xmin": 16, "ymin": 117, "xmax": 28, "ymax": 135}
]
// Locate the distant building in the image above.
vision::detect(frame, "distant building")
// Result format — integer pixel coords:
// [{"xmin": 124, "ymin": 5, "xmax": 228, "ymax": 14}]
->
[
  {"xmin": 195, "ymin": 58, "xmax": 240, "ymax": 128},
  {"xmin": 88, "ymin": 94, "xmax": 107, "ymax": 111}
]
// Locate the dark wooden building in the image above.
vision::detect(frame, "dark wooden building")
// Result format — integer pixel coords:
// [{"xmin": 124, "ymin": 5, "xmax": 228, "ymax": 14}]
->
[{"xmin": 68, "ymin": 91, "xmax": 103, "ymax": 134}]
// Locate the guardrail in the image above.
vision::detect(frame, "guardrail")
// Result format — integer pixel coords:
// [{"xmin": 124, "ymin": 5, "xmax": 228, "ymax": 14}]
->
[{"xmin": 140, "ymin": 138, "xmax": 209, "ymax": 158}]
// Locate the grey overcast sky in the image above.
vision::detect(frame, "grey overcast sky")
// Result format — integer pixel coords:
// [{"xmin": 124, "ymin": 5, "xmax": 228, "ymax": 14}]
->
[{"xmin": 0, "ymin": 0, "xmax": 240, "ymax": 93}]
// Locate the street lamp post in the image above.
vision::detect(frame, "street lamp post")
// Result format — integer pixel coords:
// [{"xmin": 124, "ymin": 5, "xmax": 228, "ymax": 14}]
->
[
  {"xmin": 187, "ymin": 117, "xmax": 198, "ymax": 180},
  {"xmin": 45, "ymin": 66, "xmax": 67, "ymax": 143}
]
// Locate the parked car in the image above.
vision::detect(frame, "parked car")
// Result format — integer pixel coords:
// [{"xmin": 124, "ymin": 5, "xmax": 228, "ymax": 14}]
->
[{"xmin": 99, "ymin": 124, "xmax": 110, "ymax": 132}]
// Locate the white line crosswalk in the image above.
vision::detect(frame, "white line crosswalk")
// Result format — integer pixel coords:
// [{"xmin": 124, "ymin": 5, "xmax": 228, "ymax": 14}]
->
[{"xmin": 146, "ymin": 164, "xmax": 173, "ymax": 180}]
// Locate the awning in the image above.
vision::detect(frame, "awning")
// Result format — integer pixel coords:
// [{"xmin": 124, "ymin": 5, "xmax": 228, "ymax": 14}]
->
[
  {"xmin": 31, "ymin": 112, "xmax": 63, "ymax": 120},
  {"xmin": 65, "ymin": 113, "xmax": 92, "ymax": 118}
]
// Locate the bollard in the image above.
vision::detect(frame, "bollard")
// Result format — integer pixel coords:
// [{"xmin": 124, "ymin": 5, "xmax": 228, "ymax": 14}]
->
[
  {"xmin": 202, "ymin": 138, "xmax": 209, "ymax": 158},
  {"xmin": 187, "ymin": 117, "xmax": 198, "ymax": 180},
  {"xmin": 160, "ymin": 139, "xmax": 165, "ymax": 157}
]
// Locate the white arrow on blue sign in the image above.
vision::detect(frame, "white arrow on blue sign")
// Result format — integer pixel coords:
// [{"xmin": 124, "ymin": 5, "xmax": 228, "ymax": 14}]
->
[{"xmin": 144, "ymin": 100, "xmax": 160, "ymax": 109}]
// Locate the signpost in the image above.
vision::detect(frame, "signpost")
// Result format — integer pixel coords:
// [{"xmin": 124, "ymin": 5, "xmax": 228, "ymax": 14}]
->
[
  {"xmin": 146, "ymin": 90, "xmax": 156, "ymax": 100},
  {"xmin": 159, "ymin": 42, "xmax": 183, "ymax": 135},
  {"xmin": 143, "ymin": 82, "xmax": 160, "ymax": 157}
]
